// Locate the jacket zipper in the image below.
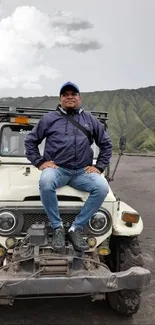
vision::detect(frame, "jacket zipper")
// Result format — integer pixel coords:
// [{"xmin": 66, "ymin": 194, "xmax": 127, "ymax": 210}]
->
[
  {"xmin": 71, "ymin": 113, "xmax": 79, "ymax": 169},
  {"xmin": 73, "ymin": 114, "xmax": 76, "ymax": 169}
]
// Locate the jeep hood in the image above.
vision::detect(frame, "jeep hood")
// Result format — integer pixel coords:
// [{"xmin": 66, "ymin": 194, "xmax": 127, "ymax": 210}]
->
[{"xmin": 0, "ymin": 164, "xmax": 116, "ymax": 202}]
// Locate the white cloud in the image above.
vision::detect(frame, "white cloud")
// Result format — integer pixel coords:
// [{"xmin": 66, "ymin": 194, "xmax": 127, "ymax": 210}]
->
[
  {"xmin": 0, "ymin": 6, "xmax": 101, "ymax": 91},
  {"xmin": 22, "ymin": 82, "xmax": 42, "ymax": 90},
  {"xmin": 0, "ymin": 2, "xmax": 3, "ymax": 18}
]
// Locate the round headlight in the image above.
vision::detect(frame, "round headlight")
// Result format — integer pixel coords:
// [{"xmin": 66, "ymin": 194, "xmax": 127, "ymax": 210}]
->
[
  {"xmin": 89, "ymin": 211, "xmax": 110, "ymax": 234},
  {"xmin": 0, "ymin": 212, "xmax": 16, "ymax": 233}
]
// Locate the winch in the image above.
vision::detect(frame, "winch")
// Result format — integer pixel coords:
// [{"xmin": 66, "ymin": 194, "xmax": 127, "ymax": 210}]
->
[{"xmin": 27, "ymin": 223, "xmax": 48, "ymax": 246}]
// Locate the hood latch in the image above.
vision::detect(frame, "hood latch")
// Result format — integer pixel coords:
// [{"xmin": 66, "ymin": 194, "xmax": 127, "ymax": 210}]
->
[{"xmin": 23, "ymin": 167, "xmax": 31, "ymax": 176}]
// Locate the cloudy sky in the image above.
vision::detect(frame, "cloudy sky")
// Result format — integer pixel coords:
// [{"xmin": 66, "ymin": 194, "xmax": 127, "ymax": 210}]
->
[{"xmin": 0, "ymin": 0, "xmax": 155, "ymax": 97}]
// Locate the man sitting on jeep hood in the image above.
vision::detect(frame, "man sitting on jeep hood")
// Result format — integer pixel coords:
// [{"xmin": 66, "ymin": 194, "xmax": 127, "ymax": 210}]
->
[{"xmin": 24, "ymin": 82, "xmax": 112, "ymax": 252}]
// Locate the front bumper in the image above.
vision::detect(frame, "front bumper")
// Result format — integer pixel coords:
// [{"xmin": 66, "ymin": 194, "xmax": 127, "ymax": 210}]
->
[{"xmin": 0, "ymin": 266, "xmax": 151, "ymax": 299}]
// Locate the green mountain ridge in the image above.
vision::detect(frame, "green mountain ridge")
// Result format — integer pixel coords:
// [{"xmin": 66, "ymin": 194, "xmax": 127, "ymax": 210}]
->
[{"xmin": 0, "ymin": 86, "xmax": 155, "ymax": 152}]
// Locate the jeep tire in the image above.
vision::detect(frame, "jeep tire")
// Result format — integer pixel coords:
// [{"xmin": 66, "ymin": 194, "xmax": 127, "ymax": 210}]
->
[{"xmin": 107, "ymin": 236, "xmax": 144, "ymax": 316}]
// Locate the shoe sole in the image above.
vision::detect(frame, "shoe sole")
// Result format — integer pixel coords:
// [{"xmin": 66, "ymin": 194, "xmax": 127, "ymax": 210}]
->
[{"xmin": 51, "ymin": 244, "xmax": 65, "ymax": 252}]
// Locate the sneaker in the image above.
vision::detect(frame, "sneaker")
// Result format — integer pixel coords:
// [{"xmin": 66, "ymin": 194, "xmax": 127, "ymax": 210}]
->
[
  {"xmin": 51, "ymin": 227, "xmax": 65, "ymax": 251},
  {"xmin": 67, "ymin": 228, "xmax": 89, "ymax": 252}
]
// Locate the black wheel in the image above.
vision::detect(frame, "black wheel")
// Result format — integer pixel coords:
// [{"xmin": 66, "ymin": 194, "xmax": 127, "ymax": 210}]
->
[{"xmin": 107, "ymin": 236, "xmax": 144, "ymax": 316}]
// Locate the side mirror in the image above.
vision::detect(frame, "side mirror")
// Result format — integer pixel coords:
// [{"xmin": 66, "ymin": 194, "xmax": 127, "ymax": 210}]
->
[{"xmin": 119, "ymin": 135, "xmax": 126, "ymax": 152}]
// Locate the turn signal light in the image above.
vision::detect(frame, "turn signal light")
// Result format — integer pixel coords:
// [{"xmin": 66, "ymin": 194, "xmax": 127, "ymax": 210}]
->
[
  {"xmin": 0, "ymin": 247, "xmax": 5, "ymax": 257},
  {"xmin": 5, "ymin": 237, "xmax": 17, "ymax": 249},
  {"xmin": 122, "ymin": 212, "xmax": 140, "ymax": 224},
  {"xmin": 98, "ymin": 247, "xmax": 110, "ymax": 256},
  {"xmin": 87, "ymin": 237, "xmax": 97, "ymax": 248},
  {"xmin": 12, "ymin": 116, "xmax": 29, "ymax": 124}
]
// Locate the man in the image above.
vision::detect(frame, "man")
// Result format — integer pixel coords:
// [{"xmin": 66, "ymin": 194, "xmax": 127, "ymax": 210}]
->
[{"xmin": 24, "ymin": 82, "xmax": 112, "ymax": 252}]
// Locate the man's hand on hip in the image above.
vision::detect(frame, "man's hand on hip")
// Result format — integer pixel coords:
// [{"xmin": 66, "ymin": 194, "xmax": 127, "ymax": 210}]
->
[
  {"xmin": 39, "ymin": 161, "xmax": 58, "ymax": 170},
  {"xmin": 84, "ymin": 166, "xmax": 101, "ymax": 174}
]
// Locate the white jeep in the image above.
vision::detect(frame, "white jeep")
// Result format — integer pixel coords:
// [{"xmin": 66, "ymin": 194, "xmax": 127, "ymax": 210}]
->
[{"xmin": 0, "ymin": 106, "xmax": 151, "ymax": 315}]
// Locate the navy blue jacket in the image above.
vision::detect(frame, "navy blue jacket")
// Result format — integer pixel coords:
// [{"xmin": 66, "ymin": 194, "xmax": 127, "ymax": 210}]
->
[{"xmin": 24, "ymin": 106, "xmax": 112, "ymax": 171}]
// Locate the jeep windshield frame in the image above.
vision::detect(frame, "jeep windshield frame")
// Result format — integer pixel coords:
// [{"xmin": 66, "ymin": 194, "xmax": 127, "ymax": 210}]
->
[{"xmin": 0, "ymin": 106, "xmax": 109, "ymax": 160}]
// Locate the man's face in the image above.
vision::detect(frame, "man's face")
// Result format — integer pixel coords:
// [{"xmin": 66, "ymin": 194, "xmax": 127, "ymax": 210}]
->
[{"xmin": 60, "ymin": 89, "xmax": 81, "ymax": 109}]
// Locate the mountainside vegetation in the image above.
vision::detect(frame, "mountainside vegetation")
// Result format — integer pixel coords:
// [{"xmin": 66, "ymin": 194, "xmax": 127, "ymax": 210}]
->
[{"xmin": 0, "ymin": 86, "xmax": 155, "ymax": 152}]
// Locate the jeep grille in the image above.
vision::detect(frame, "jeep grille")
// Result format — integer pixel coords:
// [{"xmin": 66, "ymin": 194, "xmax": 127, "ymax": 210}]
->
[{"xmin": 22, "ymin": 212, "xmax": 76, "ymax": 234}]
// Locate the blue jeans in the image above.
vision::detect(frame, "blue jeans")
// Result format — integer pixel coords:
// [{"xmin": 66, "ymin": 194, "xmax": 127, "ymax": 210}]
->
[{"xmin": 39, "ymin": 167, "xmax": 109, "ymax": 229}]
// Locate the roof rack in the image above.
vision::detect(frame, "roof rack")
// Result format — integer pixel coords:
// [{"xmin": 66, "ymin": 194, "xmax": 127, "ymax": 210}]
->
[
  {"xmin": 0, "ymin": 106, "xmax": 55, "ymax": 122},
  {"xmin": 91, "ymin": 111, "xmax": 108, "ymax": 129},
  {"xmin": 91, "ymin": 111, "xmax": 108, "ymax": 119},
  {"xmin": 0, "ymin": 106, "xmax": 109, "ymax": 128}
]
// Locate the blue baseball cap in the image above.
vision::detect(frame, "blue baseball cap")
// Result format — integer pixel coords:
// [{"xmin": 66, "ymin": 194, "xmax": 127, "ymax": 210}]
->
[{"xmin": 60, "ymin": 82, "xmax": 80, "ymax": 96}]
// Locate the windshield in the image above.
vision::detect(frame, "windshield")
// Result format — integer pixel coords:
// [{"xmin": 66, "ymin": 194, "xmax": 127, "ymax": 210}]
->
[{"xmin": 0, "ymin": 124, "xmax": 44, "ymax": 157}]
